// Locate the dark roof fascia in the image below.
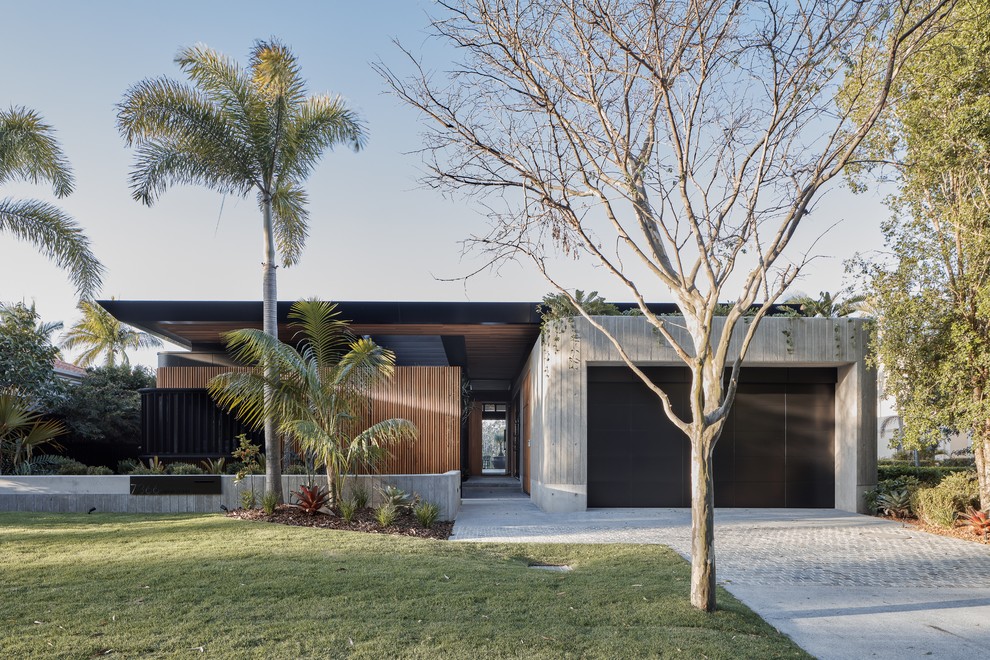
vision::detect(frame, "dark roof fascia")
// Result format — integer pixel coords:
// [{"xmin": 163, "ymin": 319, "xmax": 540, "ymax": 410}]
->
[
  {"xmin": 98, "ymin": 300, "xmax": 543, "ymax": 324},
  {"xmin": 97, "ymin": 300, "xmax": 546, "ymax": 350}
]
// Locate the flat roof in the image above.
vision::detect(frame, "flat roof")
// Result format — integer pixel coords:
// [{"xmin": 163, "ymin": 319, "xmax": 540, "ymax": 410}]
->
[{"xmin": 99, "ymin": 300, "xmax": 546, "ymax": 382}]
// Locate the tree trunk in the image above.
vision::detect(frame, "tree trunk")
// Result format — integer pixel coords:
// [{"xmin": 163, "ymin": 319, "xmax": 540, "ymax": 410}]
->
[
  {"xmin": 689, "ymin": 434, "xmax": 716, "ymax": 611},
  {"xmin": 261, "ymin": 194, "xmax": 283, "ymax": 502},
  {"xmin": 974, "ymin": 424, "xmax": 990, "ymax": 510},
  {"xmin": 325, "ymin": 464, "xmax": 338, "ymax": 506}
]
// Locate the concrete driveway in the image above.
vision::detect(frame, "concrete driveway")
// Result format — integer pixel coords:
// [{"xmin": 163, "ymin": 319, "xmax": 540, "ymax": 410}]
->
[{"xmin": 452, "ymin": 501, "xmax": 990, "ymax": 659}]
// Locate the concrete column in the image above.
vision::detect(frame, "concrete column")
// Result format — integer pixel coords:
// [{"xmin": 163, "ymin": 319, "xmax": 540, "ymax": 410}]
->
[{"xmin": 835, "ymin": 360, "xmax": 878, "ymax": 513}]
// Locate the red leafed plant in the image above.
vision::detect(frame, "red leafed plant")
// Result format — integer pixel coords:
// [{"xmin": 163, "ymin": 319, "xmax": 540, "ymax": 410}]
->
[
  {"xmin": 292, "ymin": 484, "xmax": 329, "ymax": 515},
  {"xmin": 958, "ymin": 508, "xmax": 990, "ymax": 540}
]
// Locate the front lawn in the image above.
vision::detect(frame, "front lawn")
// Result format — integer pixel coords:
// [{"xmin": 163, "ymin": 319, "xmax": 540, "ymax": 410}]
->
[{"xmin": 0, "ymin": 513, "xmax": 808, "ymax": 658}]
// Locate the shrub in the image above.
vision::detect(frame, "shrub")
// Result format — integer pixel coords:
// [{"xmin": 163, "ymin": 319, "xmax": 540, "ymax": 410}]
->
[
  {"xmin": 914, "ymin": 471, "xmax": 979, "ymax": 529},
  {"xmin": 86, "ymin": 465, "xmax": 113, "ymax": 475},
  {"xmin": 865, "ymin": 476, "xmax": 922, "ymax": 515},
  {"xmin": 350, "ymin": 483, "xmax": 369, "ymax": 509},
  {"xmin": 878, "ymin": 464, "xmax": 971, "ymax": 486},
  {"xmin": 128, "ymin": 457, "xmax": 166, "ymax": 475},
  {"xmin": 413, "ymin": 501, "xmax": 440, "ymax": 528},
  {"xmin": 231, "ymin": 434, "xmax": 263, "ymax": 482},
  {"xmin": 292, "ymin": 483, "xmax": 329, "ymax": 514},
  {"xmin": 200, "ymin": 457, "xmax": 226, "ymax": 474},
  {"xmin": 375, "ymin": 502, "xmax": 398, "ymax": 527},
  {"xmin": 940, "ymin": 457, "xmax": 976, "ymax": 468},
  {"xmin": 339, "ymin": 498, "xmax": 358, "ymax": 523},
  {"xmin": 380, "ymin": 485, "xmax": 416, "ymax": 511},
  {"xmin": 284, "ymin": 464, "xmax": 308, "ymax": 475},
  {"xmin": 55, "ymin": 458, "xmax": 89, "ymax": 475},
  {"xmin": 261, "ymin": 490, "xmax": 279, "ymax": 515},
  {"xmin": 11, "ymin": 455, "xmax": 86, "ymax": 475},
  {"xmin": 240, "ymin": 489, "xmax": 257, "ymax": 510},
  {"xmin": 117, "ymin": 458, "xmax": 139, "ymax": 474},
  {"xmin": 168, "ymin": 462, "xmax": 204, "ymax": 475},
  {"xmin": 875, "ymin": 489, "xmax": 912, "ymax": 518}
]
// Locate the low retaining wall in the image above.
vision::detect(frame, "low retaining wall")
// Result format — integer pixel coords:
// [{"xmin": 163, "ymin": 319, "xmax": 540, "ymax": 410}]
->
[{"xmin": 0, "ymin": 471, "xmax": 461, "ymax": 520}]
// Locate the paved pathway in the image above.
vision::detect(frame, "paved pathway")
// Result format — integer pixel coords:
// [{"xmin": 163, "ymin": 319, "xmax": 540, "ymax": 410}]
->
[{"xmin": 452, "ymin": 500, "xmax": 990, "ymax": 659}]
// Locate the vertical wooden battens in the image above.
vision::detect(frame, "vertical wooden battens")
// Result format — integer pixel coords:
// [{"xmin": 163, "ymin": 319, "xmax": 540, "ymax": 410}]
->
[{"xmin": 154, "ymin": 365, "xmax": 461, "ymax": 474}]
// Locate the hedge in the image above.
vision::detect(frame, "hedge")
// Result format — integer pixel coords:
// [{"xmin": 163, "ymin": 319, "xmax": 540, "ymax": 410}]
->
[{"xmin": 878, "ymin": 464, "xmax": 973, "ymax": 486}]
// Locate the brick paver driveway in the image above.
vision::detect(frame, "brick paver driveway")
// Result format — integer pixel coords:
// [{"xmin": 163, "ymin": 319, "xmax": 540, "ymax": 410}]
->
[{"xmin": 453, "ymin": 501, "xmax": 990, "ymax": 659}]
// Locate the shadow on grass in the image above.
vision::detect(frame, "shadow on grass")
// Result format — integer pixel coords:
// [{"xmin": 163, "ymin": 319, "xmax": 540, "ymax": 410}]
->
[{"xmin": 1, "ymin": 513, "xmax": 810, "ymax": 659}]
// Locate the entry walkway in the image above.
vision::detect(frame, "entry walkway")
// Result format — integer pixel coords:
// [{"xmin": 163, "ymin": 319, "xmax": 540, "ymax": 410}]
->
[{"xmin": 452, "ymin": 500, "xmax": 990, "ymax": 659}]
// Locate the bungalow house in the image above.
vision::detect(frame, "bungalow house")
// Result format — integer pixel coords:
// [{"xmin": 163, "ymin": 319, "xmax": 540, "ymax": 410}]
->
[{"xmin": 100, "ymin": 300, "xmax": 877, "ymax": 514}]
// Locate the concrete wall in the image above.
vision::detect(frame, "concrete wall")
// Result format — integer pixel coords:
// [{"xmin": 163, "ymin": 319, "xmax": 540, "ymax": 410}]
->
[
  {"xmin": 525, "ymin": 316, "xmax": 877, "ymax": 514},
  {"xmin": 0, "ymin": 471, "xmax": 461, "ymax": 520}
]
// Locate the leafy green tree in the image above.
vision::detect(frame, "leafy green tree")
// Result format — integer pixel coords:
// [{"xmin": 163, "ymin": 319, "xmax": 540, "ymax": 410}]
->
[
  {"xmin": 854, "ymin": 0, "xmax": 990, "ymax": 507},
  {"xmin": 784, "ymin": 291, "xmax": 867, "ymax": 318},
  {"xmin": 0, "ymin": 302, "xmax": 64, "ymax": 406},
  {"xmin": 117, "ymin": 39, "xmax": 367, "ymax": 500},
  {"xmin": 208, "ymin": 299, "xmax": 417, "ymax": 505},
  {"xmin": 55, "ymin": 365, "xmax": 154, "ymax": 452},
  {"xmin": 60, "ymin": 300, "xmax": 162, "ymax": 367},
  {"xmin": 0, "ymin": 107, "xmax": 103, "ymax": 297}
]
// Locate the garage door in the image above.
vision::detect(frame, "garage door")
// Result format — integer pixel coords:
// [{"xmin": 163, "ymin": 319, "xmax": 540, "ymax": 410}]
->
[{"xmin": 587, "ymin": 367, "xmax": 835, "ymax": 508}]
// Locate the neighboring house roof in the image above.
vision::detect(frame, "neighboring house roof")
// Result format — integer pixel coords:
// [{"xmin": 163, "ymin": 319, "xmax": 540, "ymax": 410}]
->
[{"xmin": 53, "ymin": 358, "xmax": 87, "ymax": 383}]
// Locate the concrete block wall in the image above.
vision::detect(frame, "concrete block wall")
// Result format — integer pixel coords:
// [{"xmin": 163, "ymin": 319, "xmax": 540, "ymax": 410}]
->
[{"xmin": 0, "ymin": 470, "xmax": 461, "ymax": 520}]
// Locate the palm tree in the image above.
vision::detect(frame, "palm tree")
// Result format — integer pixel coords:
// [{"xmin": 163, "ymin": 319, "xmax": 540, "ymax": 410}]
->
[
  {"xmin": 0, "ymin": 107, "xmax": 104, "ymax": 298},
  {"xmin": 0, "ymin": 391, "xmax": 65, "ymax": 474},
  {"xmin": 117, "ymin": 40, "xmax": 367, "ymax": 499},
  {"xmin": 785, "ymin": 291, "xmax": 867, "ymax": 318},
  {"xmin": 208, "ymin": 299, "xmax": 416, "ymax": 505},
  {"xmin": 60, "ymin": 300, "xmax": 163, "ymax": 367}
]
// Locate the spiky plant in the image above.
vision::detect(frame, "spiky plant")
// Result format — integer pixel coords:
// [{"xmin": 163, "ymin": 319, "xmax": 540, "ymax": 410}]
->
[
  {"xmin": 117, "ymin": 40, "xmax": 367, "ymax": 501},
  {"xmin": 291, "ymin": 483, "xmax": 329, "ymax": 515},
  {"xmin": 958, "ymin": 508, "xmax": 990, "ymax": 540},
  {"xmin": 0, "ymin": 107, "xmax": 104, "ymax": 297},
  {"xmin": 876, "ymin": 488, "xmax": 913, "ymax": 518},
  {"xmin": 0, "ymin": 391, "xmax": 66, "ymax": 474},
  {"xmin": 60, "ymin": 301, "xmax": 162, "ymax": 367},
  {"xmin": 208, "ymin": 299, "xmax": 417, "ymax": 506}
]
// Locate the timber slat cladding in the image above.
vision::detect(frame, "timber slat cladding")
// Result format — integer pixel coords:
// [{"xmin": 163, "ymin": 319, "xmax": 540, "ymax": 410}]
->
[
  {"xmin": 155, "ymin": 366, "xmax": 461, "ymax": 474},
  {"xmin": 158, "ymin": 366, "xmax": 252, "ymax": 388}
]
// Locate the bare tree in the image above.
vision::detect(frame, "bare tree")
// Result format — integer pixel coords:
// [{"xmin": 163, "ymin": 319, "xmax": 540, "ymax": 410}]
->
[{"xmin": 377, "ymin": 0, "xmax": 953, "ymax": 611}]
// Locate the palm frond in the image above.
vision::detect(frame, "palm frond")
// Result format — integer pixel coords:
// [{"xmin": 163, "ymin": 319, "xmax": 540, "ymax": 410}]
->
[
  {"xmin": 127, "ymin": 140, "xmax": 254, "ymax": 205},
  {"xmin": 0, "ymin": 197, "xmax": 104, "ymax": 297},
  {"xmin": 61, "ymin": 301, "xmax": 161, "ymax": 367},
  {"xmin": 287, "ymin": 299, "xmax": 352, "ymax": 368},
  {"xmin": 117, "ymin": 78, "xmax": 259, "ymax": 201},
  {"xmin": 352, "ymin": 418, "xmax": 418, "ymax": 451},
  {"xmin": 336, "ymin": 338, "xmax": 396, "ymax": 392},
  {"xmin": 276, "ymin": 95, "xmax": 367, "ymax": 183},
  {"xmin": 175, "ymin": 44, "xmax": 254, "ymax": 117},
  {"xmin": 0, "ymin": 106, "xmax": 74, "ymax": 196},
  {"xmin": 250, "ymin": 38, "xmax": 307, "ymax": 110},
  {"xmin": 269, "ymin": 182, "xmax": 309, "ymax": 266}
]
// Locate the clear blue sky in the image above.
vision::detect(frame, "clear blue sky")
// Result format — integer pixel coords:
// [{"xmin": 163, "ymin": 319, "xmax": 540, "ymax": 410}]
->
[{"xmin": 1, "ymin": 1, "xmax": 890, "ymax": 367}]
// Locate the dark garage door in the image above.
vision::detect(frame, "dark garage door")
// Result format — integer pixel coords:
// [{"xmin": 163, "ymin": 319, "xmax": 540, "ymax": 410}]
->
[{"xmin": 587, "ymin": 367, "xmax": 835, "ymax": 508}]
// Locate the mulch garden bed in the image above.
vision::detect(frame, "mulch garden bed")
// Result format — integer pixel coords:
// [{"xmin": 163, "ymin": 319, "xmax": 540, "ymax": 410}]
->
[
  {"xmin": 226, "ymin": 505, "xmax": 454, "ymax": 540},
  {"xmin": 879, "ymin": 515, "xmax": 990, "ymax": 545}
]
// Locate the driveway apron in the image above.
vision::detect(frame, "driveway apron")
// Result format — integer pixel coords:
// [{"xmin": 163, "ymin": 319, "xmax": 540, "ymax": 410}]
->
[{"xmin": 452, "ymin": 501, "xmax": 990, "ymax": 659}]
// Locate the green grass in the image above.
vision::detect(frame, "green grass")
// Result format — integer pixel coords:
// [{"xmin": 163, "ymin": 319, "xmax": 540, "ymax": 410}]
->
[{"xmin": 0, "ymin": 513, "xmax": 808, "ymax": 659}]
